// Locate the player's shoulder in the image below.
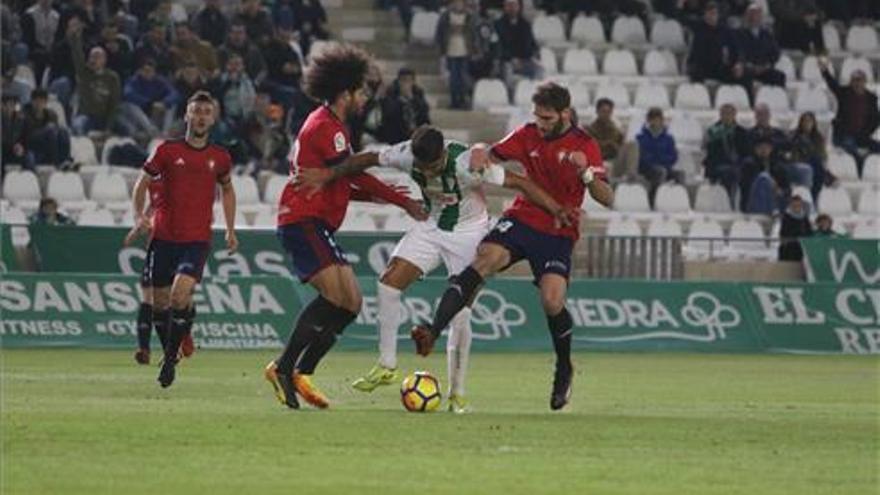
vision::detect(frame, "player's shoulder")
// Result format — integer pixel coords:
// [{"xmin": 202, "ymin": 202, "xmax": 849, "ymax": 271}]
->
[
  {"xmin": 206, "ymin": 143, "xmax": 233, "ymax": 161},
  {"xmin": 566, "ymin": 125, "xmax": 599, "ymax": 146},
  {"xmin": 155, "ymin": 138, "xmax": 185, "ymax": 152}
]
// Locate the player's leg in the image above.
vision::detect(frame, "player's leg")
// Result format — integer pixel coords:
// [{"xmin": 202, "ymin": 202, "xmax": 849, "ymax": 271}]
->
[
  {"xmin": 352, "ymin": 256, "xmax": 426, "ymax": 392},
  {"xmin": 134, "ymin": 284, "xmax": 153, "ymax": 365},
  {"xmin": 539, "ymin": 273, "xmax": 575, "ymax": 410},
  {"xmin": 157, "ymin": 272, "xmax": 198, "ymax": 388},
  {"xmin": 148, "ymin": 240, "xmax": 174, "ymax": 357}
]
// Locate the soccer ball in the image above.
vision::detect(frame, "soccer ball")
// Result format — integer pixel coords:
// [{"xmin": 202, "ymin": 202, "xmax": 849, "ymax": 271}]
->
[{"xmin": 400, "ymin": 371, "xmax": 442, "ymax": 413}]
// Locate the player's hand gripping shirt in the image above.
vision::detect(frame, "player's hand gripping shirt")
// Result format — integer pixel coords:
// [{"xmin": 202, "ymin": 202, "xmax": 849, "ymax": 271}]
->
[{"xmin": 377, "ymin": 140, "xmax": 505, "ymax": 231}]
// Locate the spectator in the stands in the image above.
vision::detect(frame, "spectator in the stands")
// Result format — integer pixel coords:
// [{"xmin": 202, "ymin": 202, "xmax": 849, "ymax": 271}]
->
[
  {"xmin": 294, "ymin": 0, "xmax": 331, "ymax": 56},
  {"xmin": 173, "ymin": 62, "xmax": 210, "ymax": 119},
  {"xmin": 69, "ymin": 19, "xmax": 122, "ymax": 135},
  {"xmin": 2, "ymin": 94, "xmax": 32, "ymax": 171},
  {"xmin": 735, "ymin": 4, "xmax": 786, "ymax": 88},
  {"xmin": 587, "ymin": 98, "xmax": 639, "ymax": 183},
  {"xmin": 29, "ymin": 198, "xmax": 75, "ymax": 226},
  {"xmin": 748, "ymin": 104, "xmax": 789, "ymax": 158},
  {"xmin": 146, "ymin": 1, "xmax": 175, "ymax": 39},
  {"xmin": 192, "ymin": 0, "xmax": 229, "ymax": 47},
  {"xmin": 219, "ymin": 21, "xmax": 267, "ymax": 84},
  {"xmin": 378, "ymin": 67, "xmax": 432, "ymax": 144},
  {"xmin": 241, "ymin": 101, "xmax": 290, "ymax": 175},
  {"xmin": 263, "ymin": 25, "xmax": 305, "ymax": 111},
  {"xmin": 122, "ymin": 58, "xmax": 179, "ymax": 138},
  {"xmin": 135, "ymin": 20, "xmax": 174, "ymax": 77},
  {"xmin": 814, "ymin": 213, "xmax": 846, "ymax": 237},
  {"xmin": 637, "ymin": 107, "xmax": 683, "ymax": 204},
  {"xmin": 819, "ymin": 57, "xmax": 880, "ymax": 171},
  {"xmin": 703, "ymin": 103, "xmax": 749, "ymax": 209},
  {"xmin": 742, "ymin": 137, "xmax": 788, "ymax": 214},
  {"xmin": 436, "ymin": 0, "xmax": 478, "ymax": 110},
  {"xmin": 769, "ymin": 1, "xmax": 825, "ymax": 53},
  {"xmin": 3, "ymin": 4, "xmax": 28, "ymax": 67},
  {"xmin": 470, "ymin": 2, "xmax": 500, "ymax": 80},
  {"xmin": 495, "ymin": 0, "xmax": 542, "ymax": 92},
  {"xmin": 817, "ymin": 0, "xmax": 880, "ymax": 23},
  {"xmin": 789, "ymin": 112, "xmax": 833, "ymax": 201},
  {"xmin": 99, "ymin": 18, "xmax": 135, "ymax": 82},
  {"xmin": 212, "ymin": 52, "xmax": 256, "ymax": 129},
  {"xmin": 170, "ymin": 22, "xmax": 219, "ymax": 78},
  {"xmin": 234, "ymin": 0, "xmax": 275, "ymax": 47},
  {"xmin": 1, "ymin": 57, "xmax": 31, "ymax": 106},
  {"xmin": 22, "ymin": 88, "xmax": 71, "ymax": 168},
  {"xmin": 21, "ymin": 0, "xmax": 60, "ymax": 84},
  {"xmin": 686, "ymin": 2, "xmax": 742, "ymax": 85},
  {"xmin": 778, "ymin": 195, "xmax": 812, "ymax": 261},
  {"xmin": 59, "ymin": 0, "xmax": 103, "ymax": 46}
]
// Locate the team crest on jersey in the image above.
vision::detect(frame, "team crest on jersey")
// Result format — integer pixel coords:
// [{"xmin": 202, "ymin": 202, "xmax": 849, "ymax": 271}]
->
[
  {"xmin": 208, "ymin": 159, "xmax": 215, "ymax": 171},
  {"xmin": 333, "ymin": 132, "xmax": 346, "ymax": 152},
  {"xmin": 175, "ymin": 157, "xmax": 185, "ymax": 166},
  {"xmin": 557, "ymin": 150, "xmax": 568, "ymax": 163}
]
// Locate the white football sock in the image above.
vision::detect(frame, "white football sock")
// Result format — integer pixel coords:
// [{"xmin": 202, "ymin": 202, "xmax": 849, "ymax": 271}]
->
[
  {"xmin": 377, "ymin": 281, "xmax": 402, "ymax": 369},
  {"xmin": 447, "ymin": 307, "xmax": 472, "ymax": 397}
]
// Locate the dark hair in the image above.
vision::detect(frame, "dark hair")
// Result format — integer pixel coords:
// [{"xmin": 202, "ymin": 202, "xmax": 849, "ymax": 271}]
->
[
  {"xmin": 705, "ymin": 1, "xmax": 718, "ymax": 12},
  {"xmin": 31, "ymin": 88, "xmax": 49, "ymax": 100},
  {"xmin": 646, "ymin": 107, "xmax": 664, "ymax": 120},
  {"xmin": 303, "ymin": 42, "xmax": 374, "ymax": 103},
  {"xmin": 411, "ymin": 125, "xmax": 445, "ymax": 163},
  {"xmin": 398, "ymin": 67, "xmax": 415, "ymax": 78},
  {"xmin": 595, "ymin": 98, "xmax": 614, "ymax": 111},
  {"xmin": 188, "ymin": 90, "xmax": 216, "ymax": 106},
  {"xmin": 532, "ymin": 81, "xmax": 570, "ymax": 112}
]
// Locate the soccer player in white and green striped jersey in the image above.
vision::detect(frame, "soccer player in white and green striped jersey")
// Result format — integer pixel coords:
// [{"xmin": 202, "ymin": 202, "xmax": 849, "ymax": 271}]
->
[{"xmin": 297, "ymin": 126, "xmax": 573, "ymax": 412}]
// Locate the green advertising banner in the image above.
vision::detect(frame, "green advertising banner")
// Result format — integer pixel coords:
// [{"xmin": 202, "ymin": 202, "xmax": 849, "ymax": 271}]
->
[
  {"xmin": 28, "ymin": 224, "xmax": 405, "ymax": 277},
  {"xmin": 801, "ymin": 238, "xmax": 880, "ymax": 285},
  {"xmin": 1, "ymin": 273, "xmax": 877, "ymax": 354},
  {"xmin": 0, "ymin": 224, "xmax": 20, "ymax": 272}
]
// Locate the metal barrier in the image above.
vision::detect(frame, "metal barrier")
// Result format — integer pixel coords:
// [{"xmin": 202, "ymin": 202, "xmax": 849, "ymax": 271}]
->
[{"xmin": 576, "ymin": 235, "xmax": 685, "ymax": 280}]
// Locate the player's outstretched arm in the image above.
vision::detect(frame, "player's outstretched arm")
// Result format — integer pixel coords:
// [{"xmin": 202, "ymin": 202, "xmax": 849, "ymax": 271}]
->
[
  {"xmin": 569, "ymin": 151, "xmax": 614, "ymax": 208},
  {"xmin": 502, "ymin": 172, "xmax": 577, "ymax": 227},
  {"xmin": 349, "ymin": 173, "xmax": 429, "ymax": 221},
  {"xmin": 295, "ymin": 151, "xmax": 381, "ymax": 193},
  {"xmin": 219, "ymin": 175, "xmax": 238, "ymax": 253},
  {"xmin": 131, "ymin": 172, "xmax": 151, "ymax": 229}
]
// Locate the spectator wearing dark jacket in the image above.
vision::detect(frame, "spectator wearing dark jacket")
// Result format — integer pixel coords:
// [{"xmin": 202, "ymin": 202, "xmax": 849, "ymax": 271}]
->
[
  {"xmin": 769, "ymin": 0, "xmax": 825, "ymax": 53},
  {"xmin": 99, "ymin": 19, "xmax": 135, "ymax": 82},
  {"xmin": 122, "ymin": 59, "xmax": 179, "ymax": 137},
  {"xmin": 686, "ymin": 2, "xmax": 741, "ymax": 84},
  {"xmin": 378, "ymin": 68, "xmax": 431, "ymax": 144},
  {"xmin": 470, "ymin": 7, "xmax": 500, "ymax": 80},
  {"xmin": 29, "ymin": 198, "xmax": 75, "ymax": 226},
  {"xmin": 22, "ymin": 88, "xmax": 71, "ymax": 167},
  {"xmin": 495, "ymin": 0, "xmax": 543, "ymax": 91},
  {"xmin": 819, "ymin": 57, "xmax": 880, "ymax": 169},
  {"xmin": 218, "ymin": 21, "xmax": 267, "ymax": 83},
  {"xmin": 778, "ymin": 195, "xmax": 812, "ymax": 261},
  {"xmin": 21, "ymin": 0, "xmax": 60, "ymax": 83},
  {"xmin": 134, "ymin": 20, "xmax": 174, "ymax": 77},
  {"xmin": 703, "ymin": 104, "xmax": 749, "ymax": 209},
  {"xmin": 173, "ymin": 62, "xmax": 210, "ymax": 119},
  {"xmin": 436, "ymin": 0, "xmax": 478, "ymax": 109},
  {"xmin": 789, "ymin": 111, "xmax": 832, "ymax": 201},
  {"xmin": 747, "ymin": 104, "xmax": 790, "ymax": 158},
  {"xmin": 637, "ymin": 108, "xmax": 683, "ymax": 203},
  {"xmin": 734, "ymin": 4, "xmax": 786, "ymax": 88},
  {"xmin": 234, "ymin": 0, "xmax": 275, "ymax": 47},
  {"xmin": 2, "ymin": 95, "xmax": 32, "ymax": 171},
  {"xmin": 192, "ymin": 0, "xmax": 229, "ymax": 47},
  {"xmin": 68, "ymin": 21, "xmax": 122, "ymax": 135},
  {"xmin": 742, "ymin": 137, "xmax": 788, "ymax": 214}
]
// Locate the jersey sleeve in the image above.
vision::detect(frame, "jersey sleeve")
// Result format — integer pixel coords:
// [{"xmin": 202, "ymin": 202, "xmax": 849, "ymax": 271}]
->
[
  {"xmin": 584, "ymin": 138, "xmax": 607, "ymax": 182},
  {"xmin": 215, "ymin": 148, "xmax": 233, "ymax": 183},
  {"xmin": 490, "ymin": 125, "xmax": 528, "ymax": 164},
  {"xmin": 377, "ymin": 140, "xmax": 414, "ymax": 173},
  {"xmin": 317, "ymin": 123, "xmax": 351, "ymax": 167},
  {"xmin": 143, "ymin": 142, "xmax": 167, "ymax": 177},
  {"xmin": 454, "ymin": 148, "xmax": 506, "ymax": 188}
]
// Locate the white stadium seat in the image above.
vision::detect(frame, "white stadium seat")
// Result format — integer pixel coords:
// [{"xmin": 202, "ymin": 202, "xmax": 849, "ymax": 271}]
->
[
  {"xmin": 2, "ymin": 170, "xmax": 41, "ymax": 207},
  {"xmin": 853, "ymin": 219, "xmax": 879, "ymax": 239},
  {"xmin": 263, "ymin": 174, "xmax": 289, "ymax": 204},
  {"xmin": 647, "ymin": 217, "xmax": 683, "ymax": 237},
  {"xmin": 693, "ymin": 183, "xmax": 733, "ymax": 213},
  {"xmin": 1, "ymin": 205, "xmax": 27, "ymax": 224},
  {"xmin": 817, "ymin": 186, "xmax": 853, "ymax": 216},
  {"xmin": 513, "ymin": 79, "xmax": 537, "ymax": 106},
  {"xmin": 410, "ymin": 12, "xmax": 439, "ymax": 45},
  {"xmin": 728, "ymin": 219, "xmax": 767, "ymax": 253},
  {"xmin": 650, "ymin": 19, "xmax": 686, "ymax": 51},
  {"xmin": 755, "ymin": 85, "xmax": 790, "ymax": 113},
  {"xmin": 603, "ymin": 49, "xmax": 639, "ymax": 77},
  {"xmin": 472, "ymin": 78, "xmax": 509, "ymax": 109},
  {"xmin": 863, "ymin": 155, "xmax": 880, "ymax": 182},
  {"xmin": 775, "ymin": 54, "xmax": 796, "ymax": 83},
  {"xmin": 634, "ymin": 83, "xmax": 671, "ymax": 109},
  {"xmin": 611, "ymin": 16, "xmax": 646, "ymax": 46},
  {"xmin": 823, "ymin": 23, "xmax": 841, "ymax": 53},
  {"xmin": 857, "ymin": 187, "xmax": 880, "ymax": 216},
  {"xmin": 828, "ymin": 150, "xmax": 860, "ymax": 181},
  {"xmin": 840, "ymin": 56, "xmax": 874, "ymax": 84},
  {"xmin": 674, "ymin": 83, "xmax": 712, "ymax": 110},
  {"xmin": 612, "ymin": 183, "xmax": 650, "ymax": 212},
  {"xmin": 714, "ymin": 85, "xmax": 751, "ymax": 110},
  {"xmin": 47, "ymin": 96, "xmax": 67, "ymax": 129},
  {"xmin": 14, "ymin": 65, "xmax": 35, "ymax": 91},
  {"xmin": 654, "ymin": 183, "xmax": 691, "ymax": 213},
  {"xmin": 212, "ymin": 203, "xmax": 247, "ymax": 228},
  {"xmin": 540, "ymin": 47, "xmax": 558, "ymax": 75},
  {"xmin": 566, "ymin": 80, "xmax": 591, "ymax": 108},
  {"xmin": 685, "ymin": 218, "xmax": 725, "ymax": 258},
  {"xmin": 77, "ymin": 208, "xmax": 116, "ymax": 226},
  {"xmin": 47, "ymin": 171, "xmax": 86, "ymax": 203},
  {"xmin": 595, "ymin": 82, "xmax": 631, "ymax": 109},
  {"xmin": 562, "ymin": 48, "xmax": 598, "ymax": 75},
  {"xmin": 252, "ymin": 209, "xmax": 276, "ymax": 228},
  {"xmin": 794, "ymin": 86, "xmax": 831, "ymax": 113},
  {"xmin": 70, "ymin": 136, "xmax": 98, "ymax": 165},
  {"xmin": 533, "ymin": 15, "xmax": 567, "ymax": 46},
  {"xmin": 668, "ymin": 115, "xmax": 704, "ymax": 146},
  {"xmin": 570, "ymin": 15, "xmax": 605, "ymax": 45},
  {"xmin": 89, "ymin": 172, "xmax": 129, "ymax": 205},
  {"xmin": 605, "ymin": 217, "xmax": 642, "ymax": 237},
  {"xmin": 642, "ymin": 49, "xmax": 678, "ymax": 77},
  {"xmin": 800, "ymin": 55, "xmax": 829, "ymax": 85},
  {"xmin": 845, "ymin": 25, "xmax": 879, "ymax": 54},
  {"xmin": 231, "ymin": 175, "xmax": 260, "ymax": 205}
]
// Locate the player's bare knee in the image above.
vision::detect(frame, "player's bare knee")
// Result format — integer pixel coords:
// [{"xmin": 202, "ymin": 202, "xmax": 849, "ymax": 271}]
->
[
  {"xmin": 345, "ymin": 288, "xmax": 363, "ymax": 315},
  {"xmin": 473, "ymin": 245, "xmax": 506, "ymax": 277},
  {"xmin": 540, "ymin": 290, "xmax": 566, "ymax": 316},
  {"xmin": 152, "ymin": 289, "xmax": 170, "ymax": 310},
  {"xmin": 170, "ymin": 291, "xmax": 191, "ymax": 311}
]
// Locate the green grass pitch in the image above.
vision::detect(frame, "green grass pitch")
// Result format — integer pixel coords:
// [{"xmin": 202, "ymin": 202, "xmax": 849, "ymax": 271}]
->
[{"xmin": 2, "ymin": 349, "xmax": 877, "ymax": 495}]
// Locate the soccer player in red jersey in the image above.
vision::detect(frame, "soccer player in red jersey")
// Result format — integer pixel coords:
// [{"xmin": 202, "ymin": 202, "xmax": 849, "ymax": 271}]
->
[
  {"xmin": 411, "ymin": 82, "xmax": 615, "ymax": 410},
  {"xmin": 264, "ymin": 43, "xmax": 426, "ymax": 410},
  {"xmin": 131, "ymin": 91, "xmax": 238, "ymax": 388}
]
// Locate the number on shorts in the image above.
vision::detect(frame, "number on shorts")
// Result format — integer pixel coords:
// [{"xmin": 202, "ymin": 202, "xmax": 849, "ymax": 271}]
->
[{"xmin": 494, "ymin": 220, "xmax": 514, "ymax": 233}]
